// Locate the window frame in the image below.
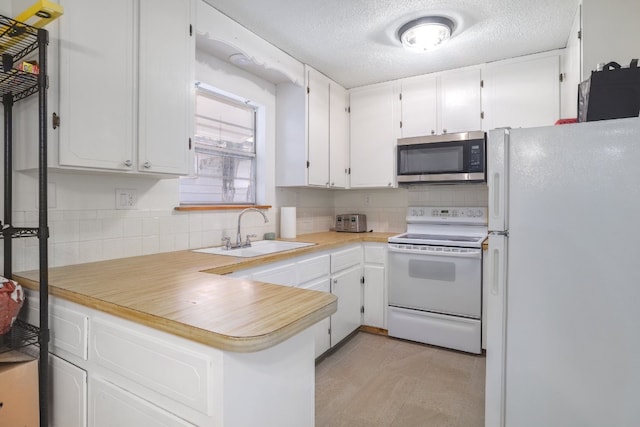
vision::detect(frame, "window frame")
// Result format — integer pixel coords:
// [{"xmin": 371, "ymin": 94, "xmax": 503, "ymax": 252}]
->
[{"xmin": 179, "ymin": 82, "xmax": 259, "ymax": 206}]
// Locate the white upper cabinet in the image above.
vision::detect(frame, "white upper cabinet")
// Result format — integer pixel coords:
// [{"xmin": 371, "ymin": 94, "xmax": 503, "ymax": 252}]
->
[
  {"xmin": 276, "ymin": 66, "xmax": 348, "ymax": 188},
  {"xmin": 349, "ymin": 82, "xmax": 399, "ymax": 188},
  {"xmin": 439, "ymin": 67, "xmax": 483, "ymax": 134},
  {"xmin": 138, "ymin": 0, "xmax": 194, "ymax": 175},
  {"xmin": 329, "ymin": 82, "xmax": 348, "ymax": 188},
  {"xmin": 400, "ymin": 75, "xmax": 438, "ymax": 138},
  {"xmin": 484, "ymin": 53, "xmax": 560, "ymax": 130},
  {"xmin": 400, "ymin": 67, "xmax": 482, "ymax": 138},
  {"xmin": 58, "ymin": 0, "xmax": 136, "ymax": 171},
  {"xmin": 16, "ymin": 0, "xmax": 194, "ymax": 175},
  {"xmin": 307, "ymin": 67, "xmax": 331, "ymax": 186},
  {"xmin": 561, "ymin": 5, "xmax": 582, "ymax": 119}
]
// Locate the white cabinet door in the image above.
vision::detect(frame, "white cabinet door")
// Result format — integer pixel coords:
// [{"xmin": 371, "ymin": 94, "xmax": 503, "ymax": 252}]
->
[
  {"xmin": 484, "ymin": 54, "xmax": 560, "ymax": 130},
  {"xmin": 561, "ymin": 6, "xmax": 582, "ymax": 119},
  {"xmin": 401, "ymin": 76, "xmax": 438, "ymax": 138},
  {"xmin": 307, "ymin": 67, "xmax": 331, "ymax": 186},
  {"xmin": 138, "ymin": 0, "xmax": 193, "ymax": 175},
  {"xmin": 299, "ymin": 277, "xmax": 332, "ymax": 358},
  {"xmin": 50, "ymin": 354, "xmax": 87, "ymax": 427},
  {"xmin": 276, "ymin": 66, "xmax": 346, "ymax": 188},
  {"xmin": 57, "ymin": 0, "xmax": 135, "ymax": 171},
  {"xmin": 275, "ymin": 83, "xmax": 306, "ymax": 186},
  {"xmin": 331, "ymin": 264, "xmax": 362, "ymax": 345},
  {"xmin": 363, "ymin": 264, "xmax": 385, "ymax": 329},
  {"xmin": 349, "ymin": 83, "xmax": 398, "ymax": 188},
  {"xmin": 440, "ymin": 67, "xmax": 483, "ymax": 134},
  {"xmin": 329, "ymin": 82, "xmax": 348, "ymax": 188},
  {"xmin": 13, "ymin": 8, "xmax": 60, "ymax": 171},
  {"xmin": 89, "ymin": 377, "xmax": 195, "ymax": 427},
  {"xmin": 363, "ymin": 243, "xmax": 386, "ymax": 329}
]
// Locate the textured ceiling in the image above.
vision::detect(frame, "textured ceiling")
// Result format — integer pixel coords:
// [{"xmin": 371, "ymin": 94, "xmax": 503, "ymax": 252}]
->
[{"xmin": 202, "ymin": 0, "xmax": 580, "ymax": 89}]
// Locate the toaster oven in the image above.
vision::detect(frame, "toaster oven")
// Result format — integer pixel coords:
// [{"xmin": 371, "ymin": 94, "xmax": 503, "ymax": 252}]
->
[{"xmin": 335, "ymin": 214, "xmax": 367, "ymax": 233}]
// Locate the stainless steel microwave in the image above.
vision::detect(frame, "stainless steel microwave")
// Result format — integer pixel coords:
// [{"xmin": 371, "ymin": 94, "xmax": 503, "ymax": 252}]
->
[{"xmin": 396, "ymin": 131, "xmax": 486, "ymax": 184}]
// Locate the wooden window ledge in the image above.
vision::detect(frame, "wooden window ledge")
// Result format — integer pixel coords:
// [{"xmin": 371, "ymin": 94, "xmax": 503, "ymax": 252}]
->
[{"xmin": 175, "ymin": 205, "xmax": 272, "ymax": 212}]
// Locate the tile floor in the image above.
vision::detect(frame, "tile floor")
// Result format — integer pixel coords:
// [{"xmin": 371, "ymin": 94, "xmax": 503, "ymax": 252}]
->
[{"xmin": 315, "ymin": 332, "xmax": 485, "ymax": 427}]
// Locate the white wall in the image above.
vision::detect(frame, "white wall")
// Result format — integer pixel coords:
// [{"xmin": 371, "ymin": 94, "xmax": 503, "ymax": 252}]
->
[{"xmin": 581, "ymin": 0, "xmax": 640, "ymax": 79}]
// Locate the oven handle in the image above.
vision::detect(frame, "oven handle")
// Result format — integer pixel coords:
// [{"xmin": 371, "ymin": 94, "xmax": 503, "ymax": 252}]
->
[{"xmin": 387, "ymin": 245, "xmax": 482, "ymax": 259}]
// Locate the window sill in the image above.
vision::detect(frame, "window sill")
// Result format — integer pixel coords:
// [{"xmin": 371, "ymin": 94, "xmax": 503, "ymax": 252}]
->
[{"xmin": 174, "ymin": 205, "xmax": 272, "ymax": 212}]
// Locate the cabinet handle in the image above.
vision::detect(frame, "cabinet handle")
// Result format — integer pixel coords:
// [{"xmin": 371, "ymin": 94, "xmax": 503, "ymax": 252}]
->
[
  {"xmin": 52, "ymin": 112, "xmax": 60, "ymax": 129},
  {"xmin": 387, "ymin": 182, "xmax": 392, "ymax": 187},
  {"xmin": 123, "ymin": 160, "xmax": 132, "ymax": 167},
  {"xmin": 143, "ymin": 161, "xmax": 152, "ymax": 169},
  {"xmin": 443, "ymin": 129, "xmax": 448, "ymax": 134},
  {"xmin": 431, "ymin": 129, "xmax": 435, "ymax": 135},
  {"xmin": 331, "ymin": 182, "xmax": 335, "ymax": 186},
  {"xmin": 333, "ymin": 279, "xmax": 338, "ymax": 284}
]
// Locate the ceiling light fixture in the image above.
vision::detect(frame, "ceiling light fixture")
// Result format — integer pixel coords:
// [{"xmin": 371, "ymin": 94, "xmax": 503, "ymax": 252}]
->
[{"xmin": 398, "ymin": 16, "xmax": 455, "ymax": 52}]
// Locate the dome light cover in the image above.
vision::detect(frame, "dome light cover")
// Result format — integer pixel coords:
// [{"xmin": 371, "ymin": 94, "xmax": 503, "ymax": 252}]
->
[{"xmin": 398, "ymin": 16, "xmax": 455, "ymax": 51}]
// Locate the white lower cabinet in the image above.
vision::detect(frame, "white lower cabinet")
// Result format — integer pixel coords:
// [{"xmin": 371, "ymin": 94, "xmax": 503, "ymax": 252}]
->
[
  {"xmin": 50, "ymin": 354, "xmax": 87, "ymax": 427},
  {"xmin": 89, "ymin": 377, "xmax": 195, "ymax": 427},
  {"xmin": 23, "ymin": 294, "xmax": 89, "ymax": 362},
  {"xmin": 229, "ymin": 244, "xmax": 369, "ymax": 355},
  {"xmin": 330, "ymin": 264, "xmax": 363, "ymax": 345},
  {"xmin": 299, "ymin": 277, "xmax": 332, "ymax": 358},
  {"xmin": 363, "ymin": 243, "xmax": 387, "ymax": 329},
  {"xmin": 330, "ymin": 245, "xmax": 364, "ymax": 346},
  {"xmin": 251, "ymin": 262, "xmax": 297, "ymax": 286}
]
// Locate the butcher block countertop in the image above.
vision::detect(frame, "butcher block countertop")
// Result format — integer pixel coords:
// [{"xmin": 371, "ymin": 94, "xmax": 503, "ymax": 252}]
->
[{"xmin": 15, "ymin": 231, "xmax": 393, "ymax": 353}]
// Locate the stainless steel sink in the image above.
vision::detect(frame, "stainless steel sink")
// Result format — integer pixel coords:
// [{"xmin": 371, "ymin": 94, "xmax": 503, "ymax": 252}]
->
[{"xmin": 193, "ymin": 240, "xmax": 316, "ymax": 258}]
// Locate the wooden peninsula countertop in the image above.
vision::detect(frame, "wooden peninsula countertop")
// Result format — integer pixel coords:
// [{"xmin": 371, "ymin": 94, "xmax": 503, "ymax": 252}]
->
[{"xmin": 15, "ymin": 231, "xmax": 393, "ymax": 353}]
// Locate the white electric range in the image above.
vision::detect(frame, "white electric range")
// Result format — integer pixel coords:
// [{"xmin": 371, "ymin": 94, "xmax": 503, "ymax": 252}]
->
[{"xmin": 387, "ymin": 207, "xmax": 487, "ymax": 354}]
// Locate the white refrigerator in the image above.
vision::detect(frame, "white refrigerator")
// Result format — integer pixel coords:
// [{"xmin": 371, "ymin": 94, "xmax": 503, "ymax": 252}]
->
[{"xmin": 485, "ymin": 117, "xmax": 640, "ymax": 427}]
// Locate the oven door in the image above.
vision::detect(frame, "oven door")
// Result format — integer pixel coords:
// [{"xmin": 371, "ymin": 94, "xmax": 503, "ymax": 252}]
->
[{"xmin": 387, "ymin": 244, "xmax": 482, "ymax": 318}]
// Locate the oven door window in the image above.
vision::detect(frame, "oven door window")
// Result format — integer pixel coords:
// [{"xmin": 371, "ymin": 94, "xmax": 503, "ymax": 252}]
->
[
  {"xmin": 398, "ymin": 144, "xmax": 464, "ymax": 175},
  {"xmin": 409, "ymin": 259, "xmax": 456, "ymax": 282}
]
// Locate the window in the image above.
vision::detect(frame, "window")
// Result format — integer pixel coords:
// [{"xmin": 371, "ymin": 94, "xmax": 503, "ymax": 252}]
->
[{"xmin": 180, "ymin": 83, "xmax": 257, "ymax": 204}]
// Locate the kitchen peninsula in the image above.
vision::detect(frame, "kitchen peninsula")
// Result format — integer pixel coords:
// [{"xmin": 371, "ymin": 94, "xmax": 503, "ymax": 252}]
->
[{"xmin": 15, "ymin": 232, "xmax": 391, "ymax": 427}]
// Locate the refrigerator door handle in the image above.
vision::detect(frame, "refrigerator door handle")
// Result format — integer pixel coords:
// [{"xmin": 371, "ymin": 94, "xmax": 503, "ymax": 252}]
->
[
  {"xmin": 491, "ymin": 172, "xmax": 501, "ymax": 224},
  {"xmin": 487, "ymin": 129, "xmax": 509, "ymax": 231},
  {"xmin": 491, "ymin": 247, "xmax": 500, "ymax": 296},
  {"xmin": 485, "ymin": 234, "xmax": 507, "ymax": 427}
]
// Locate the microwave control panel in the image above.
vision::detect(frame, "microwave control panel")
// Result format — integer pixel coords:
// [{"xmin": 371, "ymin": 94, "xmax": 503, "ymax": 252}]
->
[{"xmin": 469, "ymin": 141, "xmax": 484, "ymax": 172}]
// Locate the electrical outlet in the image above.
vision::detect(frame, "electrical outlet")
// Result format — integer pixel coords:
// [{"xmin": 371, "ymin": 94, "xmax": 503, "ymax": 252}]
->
[
  {"xmin": 115, "ymin": 188, "xmax": 137, "ymax": 210},
  {"xmin": 364, "ymin": 194, "xmax": 372, "ymax": 206}
]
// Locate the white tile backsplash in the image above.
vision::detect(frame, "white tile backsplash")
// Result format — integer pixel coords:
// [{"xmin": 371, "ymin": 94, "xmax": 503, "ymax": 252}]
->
[{"xmin": 1, "ymin": 183, "xmax": 488, "ymax": 272}]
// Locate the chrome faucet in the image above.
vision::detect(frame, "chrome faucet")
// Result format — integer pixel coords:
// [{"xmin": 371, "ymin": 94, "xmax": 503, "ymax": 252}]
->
[{"xmin": 235, "ymin": 208, "xmax": 268, "ymax": 248}]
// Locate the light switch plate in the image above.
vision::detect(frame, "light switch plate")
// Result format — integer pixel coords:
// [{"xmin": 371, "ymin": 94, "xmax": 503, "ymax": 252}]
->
[{"xmin": 115, "ymin": 188, "xmax": 137, "ymax": 210}]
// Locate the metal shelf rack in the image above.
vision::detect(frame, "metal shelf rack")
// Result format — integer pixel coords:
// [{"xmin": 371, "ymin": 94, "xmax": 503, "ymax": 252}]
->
[{"xmin": 0, "ymin": 13, "xmax": 50, "ymax": 427}]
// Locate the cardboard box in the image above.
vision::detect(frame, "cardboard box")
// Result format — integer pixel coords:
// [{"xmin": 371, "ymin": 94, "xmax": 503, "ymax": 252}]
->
[{"xmin": 0, "ymin": 351, "xmax": 39, "ymax": 426}]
